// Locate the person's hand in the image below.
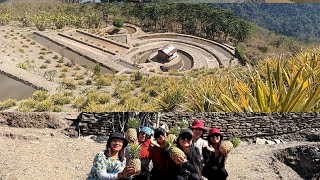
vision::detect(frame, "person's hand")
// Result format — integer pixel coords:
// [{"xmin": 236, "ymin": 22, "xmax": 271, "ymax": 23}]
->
[
  {"xmin": 207, "ymin": 145, "xmax": 215, "ymax": 152},
  {"xmin": 171, "ymin": 155, "xmax": 187, "ymax": 165},
  {"xmin": 118, "ymin": 166, "xmax": 136, "ymax": 178}
]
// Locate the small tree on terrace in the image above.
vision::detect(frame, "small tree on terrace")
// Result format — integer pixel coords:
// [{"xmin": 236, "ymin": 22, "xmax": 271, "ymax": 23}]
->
[{"xmin": 113, "ymin": 18, "xmax": 124, "ymax": 29}]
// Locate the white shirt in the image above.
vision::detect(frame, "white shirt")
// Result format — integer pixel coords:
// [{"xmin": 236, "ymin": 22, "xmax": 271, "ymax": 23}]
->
[{"xmin": 194, "ymin": 137, "xmax": 208, "ymax": 156}]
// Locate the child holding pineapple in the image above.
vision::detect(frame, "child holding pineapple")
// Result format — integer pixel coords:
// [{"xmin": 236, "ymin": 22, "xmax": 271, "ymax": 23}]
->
[
  {"xmin": 87, "ymin": 132, "xmax": 136, "ymax": 180},
  {"xmin": 202, "ymin": 128, "xmax": 231, "ymax": 180}
]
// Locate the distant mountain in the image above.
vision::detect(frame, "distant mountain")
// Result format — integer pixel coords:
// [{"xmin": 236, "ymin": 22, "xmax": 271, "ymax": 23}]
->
[{"xmin": 211, "ymin": 3, "xmax": 320, "ymax": 42}]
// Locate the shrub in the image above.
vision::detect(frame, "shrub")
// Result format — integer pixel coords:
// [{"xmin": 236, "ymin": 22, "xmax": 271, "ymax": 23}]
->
[
  {"xmin": 53, "ymin": 55, "xmax": 59, "ymax": 59},
  {"xmin": 40, "ymin": 64, "xmax": 47, "ymax": 69},
  {"xmin": 95, "ymin": 75, "xmax": 112, "ymax": 86},
  {"xmin": 61, "ymin": 67, "xmax": 68, "ymax": 72},
  {"xmin": 93, "ymin": 64, "xmax": 101, "ymax": 76},
  {"xmin": 18, "ymin": 99, "xmax": 37, "ymax": 112},
  {"xmin": 52, "ymin": 105, "xmax": 62, "ymax": 112},
  {"xmin": 235, "ymin": 44, "xmax": 248, "ymax": 65},
  {"xmin": 17, "ymin": 62, "xmax": 29, "ymax": 70},
  {"xmin": 0, "ymin": 99, "xmax": 16, "ymax": 111},
  {"xmin": 156, "ymin": 88, "xmax": 184, "ymax": 112},
  {"xmin": 59, "ymin": 73, "xmax": 66, "ymax": 78},
  {"xmin": 86, "ymin": 79, "xmax": 92, "ymax": 85},
  {"xmin": 131, "ymin": 71, "xmax": 143, "ymax": 81},
  {"xmin": 74, "ymin": 73, "xmax": 85, "ymax": 80},
  {"xmin": 74, "ymin": 65, "xmax": 81, "ymax": 71},
  {"xmin": 44, "ymin": 70, "xmax": 57, "ymax": 81},
  {"xmin": 230, "ymin": 137, "xmax": 241, "ymax": 148},
  {"xmin": 32, "ymin": 90, "xmax": 49, "ymax": 101},
  {"xmin": 34, "ymin": 100, "xmax": 53, "ymax": 112},
  {"xmin": 51, "ymin": 94, "xmax": 70, "ymax": 105},
  {"xmin": 113, "ymin": 18, "xmax": 124, "ymax": 29},
  {"xmin": 62, "ymin": 79, "xmax": 77, "ymax": 90},
  {"xmin": 98, "ymin": 94, "xmax": 111, "ymax": 104}
]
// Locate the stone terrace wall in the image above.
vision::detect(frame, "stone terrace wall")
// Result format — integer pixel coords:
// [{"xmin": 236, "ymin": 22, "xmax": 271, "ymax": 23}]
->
[
  {"xmin": 78, "ymin": 112, "xmax": 158, "ymax": 136},
  {"xmin": 1, "ymin": 112, "xmax": 319, "ymax": 141},
  {"xmin": 160, "ymin": 112, "xmax": 320, "ymax": 141}
]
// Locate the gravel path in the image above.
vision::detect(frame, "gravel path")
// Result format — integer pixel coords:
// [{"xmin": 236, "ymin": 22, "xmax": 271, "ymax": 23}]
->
[{"xmin": 1, "ymin": 126, "xmax": 318, "ymax": 180}]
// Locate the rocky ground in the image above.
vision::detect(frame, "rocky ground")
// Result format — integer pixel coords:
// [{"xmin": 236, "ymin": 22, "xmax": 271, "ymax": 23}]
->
[{"xmin": 0, "ymin": 126, "xmax": 318, "ymax": 180}]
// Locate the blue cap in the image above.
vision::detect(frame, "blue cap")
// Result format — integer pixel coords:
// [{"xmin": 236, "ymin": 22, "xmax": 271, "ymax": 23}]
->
[{"xmin": 139, "ymin": 126, "xmax": 154, "ymax": 136}]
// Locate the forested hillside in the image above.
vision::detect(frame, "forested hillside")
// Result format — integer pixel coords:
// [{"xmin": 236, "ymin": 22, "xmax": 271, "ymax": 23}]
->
[{"xmin": 211, "ymin": 3, "xmax": 320, "ymax": 42}]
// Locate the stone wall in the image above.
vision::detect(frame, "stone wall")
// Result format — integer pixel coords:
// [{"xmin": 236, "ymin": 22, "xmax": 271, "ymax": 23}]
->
[
  {"xmin": 159, "ymin": 112, "xmax": 320, "ymax": 141},
  {"xmin": 1, "ymin": 112, "xmax": 319, "ymax": 141},
  {"xmin": 0, "ymin": 112, "xmax": 79, "ymax": 129},
  {"xmin": 78, "ymin": 112, "xmax": 158, "ymax": 136}
]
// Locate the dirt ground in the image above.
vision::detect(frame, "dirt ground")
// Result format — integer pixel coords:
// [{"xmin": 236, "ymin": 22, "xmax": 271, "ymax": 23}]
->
[{"xmin": 1, "ymin": 126, "xmax": 318, "ymax": 180}]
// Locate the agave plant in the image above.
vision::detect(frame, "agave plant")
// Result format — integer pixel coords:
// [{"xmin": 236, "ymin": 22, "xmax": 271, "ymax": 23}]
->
[{"xmin": 205, "ymin": 55, "xmax": 320, "ymax": 112}]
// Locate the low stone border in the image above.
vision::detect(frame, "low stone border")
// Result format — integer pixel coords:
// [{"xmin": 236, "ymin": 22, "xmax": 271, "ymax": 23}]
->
[
  {"xmin": 32, "ymin": 32, "xmax": 119, "ymax": 73},
  {"xmin": 136, "ymin": 33, "xmax": 235, "ymax": 57},
  {"xmin": 58, "ymin": 33, "xmax": 116, "ymax": 55},
  {"xmin": 76, "ymin": 29, "xmax": 130, "ymax": 49}
]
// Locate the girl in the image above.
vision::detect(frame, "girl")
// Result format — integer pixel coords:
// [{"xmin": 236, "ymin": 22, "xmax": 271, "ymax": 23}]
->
[
  {"xmin": 149, "ymin": 127, "xmax": 171, "ymax": 180},
  {"xmin": 170, "ymin": 128, "xmax": 202, "ymax": 180},
  {"xmin": 202, "ymin": 128, "xmax": 229, "ymax": 180},
  {"xmin": 87, "ymin": 132, "xmax": 135, "ymax": 180}
]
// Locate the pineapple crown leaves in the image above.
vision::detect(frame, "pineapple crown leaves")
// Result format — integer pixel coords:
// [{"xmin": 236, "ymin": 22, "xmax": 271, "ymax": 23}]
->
[
  {"xmin": 170, "ymin": 126, "xmax": 181, "ymax": 136},
  {"xmin": 179, "ymin": 119, "xmax": 189, "ymax": 129},
  {"xmin": 164, "ymin": 139, "xmax": 176, "ymax": 151},
  {"xmin": 128, "ymin": 117, "xmax": 140, "ymax": 129},
  {"xmin": 128, "ymin": 143, "xmax": 141, "ymax": 159}
]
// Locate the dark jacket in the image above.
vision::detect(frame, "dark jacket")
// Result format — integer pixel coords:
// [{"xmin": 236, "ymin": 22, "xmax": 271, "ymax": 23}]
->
[
  {"xmin": 202, "ymin": 147, "xmax": 228, "ymax": 180},
  {"xmin": 149, "ymin": 146, "xmax": 171, "ymax": 180},
  {"xmin": 169, "ymin": 146, "xmax": 202, "ymax": 180}
]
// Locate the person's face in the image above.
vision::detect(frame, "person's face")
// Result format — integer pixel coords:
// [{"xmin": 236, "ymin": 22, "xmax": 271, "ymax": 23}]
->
[
  {"xmin": 138, "ymin": 132, "xmax": 150, "ymax": 143},
  {"xmin": 209, "ymin": 133, "xmax": 221, "ymax": 144},
  {"xmin": 110, "ymin": 138, "xmax": 124, "ymax": 152},
  {"xmin": 192, "ymin": 128, "xmax": 203, "ymax": 139},
  {"xmin": 179, "ymin": 133, "xmax": 192, "ymax": 149},
  {"xmin": 155, "ymin": 132, "xmax": 166, "ymax": 144}
]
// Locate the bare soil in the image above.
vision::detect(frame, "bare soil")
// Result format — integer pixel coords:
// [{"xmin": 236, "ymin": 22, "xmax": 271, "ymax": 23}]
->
[{"xmin": 1, "ymin": 126, "xmax": 318, "ymax": 180}]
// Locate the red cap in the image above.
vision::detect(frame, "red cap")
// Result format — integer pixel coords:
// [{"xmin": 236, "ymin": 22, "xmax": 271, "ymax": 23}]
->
[
  {"xmin": 191, "ymin": 119, "xmax": 206, "ymax": 133},
  {"xmin": 209, "ymin": 128, "xmax": 221, "ymax": 135}
]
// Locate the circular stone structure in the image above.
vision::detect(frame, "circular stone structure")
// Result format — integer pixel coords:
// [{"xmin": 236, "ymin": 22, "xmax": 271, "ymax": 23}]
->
[{"xmin": 122, "ymin": 30, "xmax": 239, "ymax": 73}]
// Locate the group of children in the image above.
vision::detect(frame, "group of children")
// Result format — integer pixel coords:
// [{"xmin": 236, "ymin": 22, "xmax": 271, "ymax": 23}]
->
[{"xmin": 87, "ymin": 119, "xmax": 229, "ymax": 180}]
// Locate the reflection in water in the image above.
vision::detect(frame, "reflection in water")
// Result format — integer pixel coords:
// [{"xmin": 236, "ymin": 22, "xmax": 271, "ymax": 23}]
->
[{"xmin": 0, "ymin": 74, "xmax": 36, "ymax": 101}]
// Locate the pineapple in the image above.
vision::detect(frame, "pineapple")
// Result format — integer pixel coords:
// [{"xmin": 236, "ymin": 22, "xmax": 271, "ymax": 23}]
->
[
  {"xmin": 126, "ymin": 117, "xmax": 139, "ymax": 143},
  {"xmin": 165, "ymin": 136, "xmax": 186, "ymax": 160},
  {"xmin": 166, "ymin": 134, "xmax": 177, "ymax": 143},
  {"xmin": 219, "ymin": 140, "xmax": 233, "ymax": 154},
  {"xmin": 127, "ymin": 143, "xmax": 141, "ymax": 174}
]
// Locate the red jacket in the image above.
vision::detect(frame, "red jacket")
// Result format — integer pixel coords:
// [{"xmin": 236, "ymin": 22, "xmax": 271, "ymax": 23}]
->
[
  {"xmin": 140, "ymin": 139, "xmax": 151, "ymax": 159},
  {"xmin": 149, "ymin": 145, "xmax": 171, "ymax": 174}
]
